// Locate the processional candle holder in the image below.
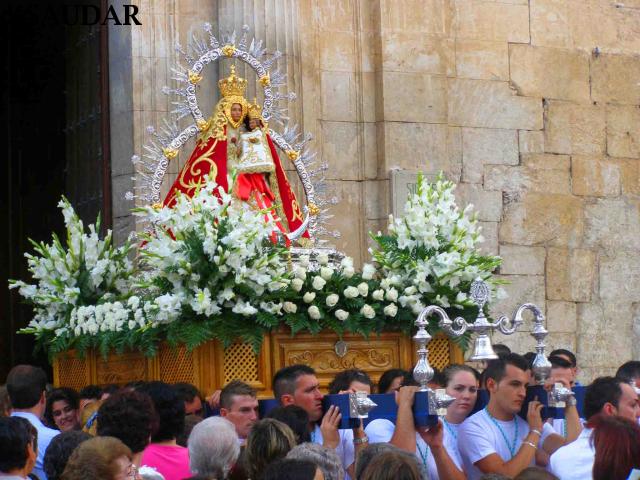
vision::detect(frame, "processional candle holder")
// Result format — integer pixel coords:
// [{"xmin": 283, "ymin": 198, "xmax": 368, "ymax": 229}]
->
[{"xmin": 413, "ymin": 278, "xmax": 553, "ymax": 398}]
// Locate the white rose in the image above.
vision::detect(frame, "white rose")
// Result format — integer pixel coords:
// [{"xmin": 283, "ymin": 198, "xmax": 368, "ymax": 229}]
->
[
  {"xmin": 294, "ymin": 266, "xmax": 307, "ymax": 280},
  {"xmin": 372, "ymin": 289, "xmax": 384, "ymax": 301},
  {"xmin": 383, "ymin": 304, "xmax": 398, "ymax": 317},
  {"xmin": 326, "ymin": 294, "xmax": 339, "ymax": 308},
  {"xmin": 357, "ymin": 282, "xmax": 369, "ymax": 297},
  {"xmin": 317, "ymin": 253, "xmax": 329, "ymax": 265},
  {"xmin": 360, "ymin": 304, "xmax": 375, "ymax": 319},
  {"xmin": 303, "ymin": 292, "xmax": 316, "ymax": 303},
  {"xmin": 385, "ymin": 288, "xmax": 399, "ymax": 302},
  {"xmin": 308, "ymin": 305, "xmax": 321, "ymax": 320},
  {"xmin": 298, "ymin": 255, "xmax": 310, "ymax": 267},
  {"xmin": 404, "ymin": 286, "xmax": 417, "ymax": 295},
  {"xmin": 343, "ymin": 266, "xmax": 355, "ymax": 278},
  {"xmin": 362, "ymin": 263, "xmax": 376, "ymax": 280},
  {"xmin": 283, "ymin": 302, "xmax": 298, "ymax": 314},
  {"xmin": 343, "ymin": 286, "xmax": 359, "ymax": 298},
  {"xmin": 320, "ymin": 266, "xmax": 334, "ymax": 281},
  {"xmin": 312, "ymin": 276, "xmax": 327, "ymax": 290},
  {"xmin": 291, "ymin": 278, "xmax": 304, "ymax": 292},
  {"xmin": 340, "ymin": 257, "xmax": 354, "ymax": 269},
  {"xmin": 335, "ymin": 309, "xmax": 349, "ymax": 321}
]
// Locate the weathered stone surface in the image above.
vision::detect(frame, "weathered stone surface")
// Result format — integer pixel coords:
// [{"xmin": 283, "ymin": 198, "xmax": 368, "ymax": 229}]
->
[
  {"xmin": 592, "ymin": 54, "xmax": 640, "ymax": 105},
  {"xmin": 500, "ymin": 193, "xmax": 584, "ymax": 247},
  {"xmin": 490, "ymin": 275, "xmax": 546, "ymax": 328},
  {"xmin": 599, "ymin": 251, "xmax": 640, "ymax": 303},
  {"xmin": 319, "ymin": 30, "xmax": 356, "ymax": 71},
  {"xmin": 571, "ymin": 156, "xmax": 621, "ymax": 197},
  {"xmin": 454, "ymin": 183, "xmax": 503, "ymax": 222},
  {"xmin": 448, "ymin": 127, "xmax": 463, "ymax": 181},
  {"xmin": 606, "ymin": 105, "xmax": 640, "ymax": 159},
  {"xmin": 577, "ymin": 302, "xmax": 634, "ymax": 368},
  {"xmin": 315, "ymin": 0, "xmax": 355, "ymax": 32},
  {"xmin": 381, "ymin": 122, "xmax": 450, "ymax": 174},
  {"xmin": 321, "ymin": 121, "xmax": 361, "ymax": 181},
  {"xmin": 325, "ymin": 180, "xmax": 365, "ymax": 263},
  {"xmin": 364, "ymin": 179, "xmax": 390, "ymax": 220},
  {"xmin": 529, "ymin": 0, "xmax": 571, "ymax": 48},
  {"xmin": 546, "ymin": 301, "xmax": 577, "ymax": 333},
  {"xmin": 518, "ymin": 130, "xmax": 545, "ymax": 154},
  {"xmin": 381, "ymin": 72, "xmax": 448, "ymax": 123},
  {"xmin": 321, "ymin": 71, "xmax": 357, "ymax": 122},
  {"xmin": 453, "ymin": 0, "xmax": 530, "ymax": 42},
  {"xmin": 547, "ymin": 248, "xmax": 596, "ymax": 302},
  {"xmin": 544, "ymin": 100, "xmax": 606, "ymax": 155},
  {"xmin": 455, "ymin": 40, "xmax": 509, "ymax": 80},
  {"xmin": 584, "ymin": 198, "xmax": 640, "ymax": 250},
  {"xmin": 379, "ymin": 0, "xmax": 450, "ymax": 35},
  {"xmin": 484, "ymin": 155, "xmax": 571, "ymax": 195},
  {"xmin": 111, "ymin": 174, "xmax": 135, "ymax": 219},
  {"xmin": 381, "ymin": 32, "xmax": 454, "ymax": 75},
  {"xmin": 449, "ymin": 79, "xmax": 543, "ymax": 129},
  {"xmin": 499, "ymin": 245, "xmax": 546, "ymax": 275},
  {"xmin": 509, "ymin": 45, "xmax": 590, "ymax": 102},
  {"xmin": 478, "ymin": 221, "xmax": 499, "ymax": 256},
  {"xmin": 611, "ymin": 158, "xmax": 640, "ymax": 196},
  {"xmin": 461, "ymin": 128, "xmax": 519, "ymax": 183}
]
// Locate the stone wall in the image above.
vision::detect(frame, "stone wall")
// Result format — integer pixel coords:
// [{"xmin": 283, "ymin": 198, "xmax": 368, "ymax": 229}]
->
[{"xmin": 115, "ymin": 0, "xmax": 640, "ymax": 382}]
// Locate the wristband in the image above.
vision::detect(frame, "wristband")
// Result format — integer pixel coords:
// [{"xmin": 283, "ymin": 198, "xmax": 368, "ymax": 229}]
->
[
  {"xmin": 530, "ymin": 429, "xmax": 542, "ymax": 437},
  {"xmin": 523, "ymin": 441, "xmax": 537, "ymax": 449},
  {"xmin": 566, "ymin": 396, "xmax": 577, "ymax": 407},
  {"xmin": 353, "ymin": 436, "xmax": 369, "ymax": 445}
]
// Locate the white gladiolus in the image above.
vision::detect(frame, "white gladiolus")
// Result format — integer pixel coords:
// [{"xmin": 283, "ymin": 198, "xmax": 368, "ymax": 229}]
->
[
  {"xmin": 335, "ymin": 309, "xmax": 349, "ymax": 321},
  {"xmin": 383, "ymin": 304, "xmax": 398, "ymax": 317},
  {"xmin": 325, "ymin": 294, "xmax": 339, "ymax": 308},
  {"xmin": 362, "ymin": 263, "xmax": 376, "ymax": 280},
  {"xmin": 312, "ymin": 276, "xmax": 327, "ymax": 290},
  {"xmin": 372, "ymin": 289, "xmax": 384, "ymax": 301},
  {"xmin": 291, "ymin": 278, "xmax": 304, "ymax": 292},
  {"xmin": 360, "ymin": 304, "xmax": 375, "ymax": 319},
  {"xmin": 308, "ymin": 305, "xmax": 321, "ymax": 320},
  {"xmin": 357, "ymin": 282, "xmax": 369, "ymax": 297},
  {"xmin": 343, "ymin": 286, "xmax": 359, "ymax": 299},
  {"xmin": 303, "ymin": 292, "xmax": 316, "ymax": 303}
]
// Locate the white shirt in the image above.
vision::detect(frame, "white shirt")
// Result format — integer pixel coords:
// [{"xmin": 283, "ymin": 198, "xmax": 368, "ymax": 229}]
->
[
  {"xmin": 11, "ymin": 412, "xmax": 59, "ymax": 480},
  {"xmin": 364, "ymin": 418, "xmax": 462, "ymax": 480},
  {"xmin": 549, "ymin": 428, "xmax": 594, "ymax": 480},
  {"xmin": 458, "ymin": 409, "xmax": 553, "ymax": 480},
  {"xmin": 311, "ymin": 424, "xmax": 355, "ymax": 480}
]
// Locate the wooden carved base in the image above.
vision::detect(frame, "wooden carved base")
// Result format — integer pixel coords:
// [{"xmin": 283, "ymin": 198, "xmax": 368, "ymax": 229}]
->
[{"xmin": 53, "ymin": 331, "xmax": 463, "ymax": 397}]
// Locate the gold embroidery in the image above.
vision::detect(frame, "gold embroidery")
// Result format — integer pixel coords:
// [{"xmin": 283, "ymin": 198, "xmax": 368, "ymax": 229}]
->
[
  {"xmin": 196, "ymin": 118, "xmax": 210, "ymax": 131},
  {"xmin": 178, "ymin": 140, "xmax": 218, "ymax": 195},
  {"xmin": 291, "ymin": 198, "xmax": 304, "ymax": 222}
]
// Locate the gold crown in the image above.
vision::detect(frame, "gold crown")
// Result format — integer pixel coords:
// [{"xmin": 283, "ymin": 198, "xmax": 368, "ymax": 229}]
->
[
  {"xmin": 247, "ymin": 98, "xmax": 263, "ymax": 120},
  {"xmin": 218, "ymin": 65, "xmax": 247, "ymax": 98}
]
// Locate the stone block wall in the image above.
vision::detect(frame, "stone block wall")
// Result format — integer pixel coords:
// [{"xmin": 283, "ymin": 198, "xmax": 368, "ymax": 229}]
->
[{"xmin": 115, "ymin": 0, "xmax": 640, "ymax": 381}]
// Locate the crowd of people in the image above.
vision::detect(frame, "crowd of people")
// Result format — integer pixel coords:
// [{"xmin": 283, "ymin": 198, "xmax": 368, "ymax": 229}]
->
[{"xmin": 1, "ymin": 347, "xmax": 639, "ymax": 480}]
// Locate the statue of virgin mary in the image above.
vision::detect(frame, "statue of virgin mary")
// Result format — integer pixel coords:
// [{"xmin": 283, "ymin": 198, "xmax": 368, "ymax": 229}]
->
[{"xmin": 162, "ymin": 65, "xmax": 310, "ymax": 242}]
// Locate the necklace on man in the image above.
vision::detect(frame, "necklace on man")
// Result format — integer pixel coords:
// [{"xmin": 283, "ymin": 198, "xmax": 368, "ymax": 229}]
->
[
  {"xmin": 416, "ymin": 440, "xmax": 430, "ymax": 479},
  {"xmin": 484, "ymin": 407, "xmax": 518, "ymax": 458},
  {"xmin": 443, "ymin": 418, "xmax": 458, "ymax": 442}
]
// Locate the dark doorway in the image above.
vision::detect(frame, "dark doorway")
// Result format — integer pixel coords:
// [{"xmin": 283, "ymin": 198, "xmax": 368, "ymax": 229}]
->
[{"xmin": 0, "ymin": 0, "xmax": 111, "ymax": 380}]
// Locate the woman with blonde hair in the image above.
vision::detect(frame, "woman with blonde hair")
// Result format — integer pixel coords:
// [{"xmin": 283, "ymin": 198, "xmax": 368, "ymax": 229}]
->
[
  {"xmin": 61, "ymin": 436, "xmax": 139, "ymax": 480},
  {"xmin": 244, "ymin": 418, "xmax": 297, "ymax": 480}
]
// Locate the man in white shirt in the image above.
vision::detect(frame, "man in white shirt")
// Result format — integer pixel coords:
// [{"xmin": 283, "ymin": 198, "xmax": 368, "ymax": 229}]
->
[
  {"xmin": 7, "ymin": 365, "xmax": 59, "ymax": 480},
  {"xmin": 273, "ymin": 365, "xmax": 365, "ymax": 479},
  {"xmin": 0, "ymin": 417, "xmax": 38, "ymax": 480},
  {"xmin": 549, "ymin": 376, "xmax": 640, "ymax": 480},
  {"xmin": 458, "ymin": 354, "xmax": 578, "ymax": 480},
  {"xmin": 219, "ymin": 380, "xmax": 259, "ymax": 445}
]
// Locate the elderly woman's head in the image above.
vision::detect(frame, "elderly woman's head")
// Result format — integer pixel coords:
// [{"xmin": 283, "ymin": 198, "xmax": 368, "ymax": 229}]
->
[
  {"xmin": 61, "ymin": 436, "xmax": 135, "ymax": 480},
  {"xmin": 188, "ymin": 416, "xmax": 240, "ymax": 479},
  {"xmin": 244, "ymin": 418, "xmax": 297, "ymax": 480},
  {"xmin": 286, "ymin": 443, "xmax": 343, "ymax": 480}
]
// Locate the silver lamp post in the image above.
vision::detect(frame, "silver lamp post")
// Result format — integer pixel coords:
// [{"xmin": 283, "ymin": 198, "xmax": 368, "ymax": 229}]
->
[{"xmin": 413, "ymin": 277, "xmax": 553, "ymax": 389}]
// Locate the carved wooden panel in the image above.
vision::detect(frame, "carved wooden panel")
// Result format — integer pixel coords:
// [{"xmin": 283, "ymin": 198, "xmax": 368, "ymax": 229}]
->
[{"xmin": 95, "ymin": 351, "xmax": 149, "ymax": 385}]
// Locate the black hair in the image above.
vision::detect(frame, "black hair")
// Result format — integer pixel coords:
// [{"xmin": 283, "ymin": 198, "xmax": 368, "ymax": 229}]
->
[
  {"xmin": 377, "ymin": 369, "xmax": 410, "ymax": 394},
  {"xmin": 0, "ymin": 416, "xmax": 34, "ymax": 472},
  {"xmin": 549, "ymin": 349, "xmax": 577, "ymax": 368},
  {"xmin": 263, "ymin": 458, "xmax": 317, "ymax": 480},
  {"xmin": 97, "ymin": 389, "xmax": 157, "ymax": 453},
  {"xmin": 430, "ymin": 367, "xmax": 445, "ymax": 388},
  {"xmin": 616, "ymin": 361, "xmax": 640, "ymax": 384},
  {"xmin": 328, "ymin": 369, "xmax": 372, "ymax": 394},
  {"xmin": 549, "ymin": 355, "xmax": 573, "ymax": 369},
  {"xmin": 266, "ymin": 405, "xmax": 311, "ymax": 444},
  {"xmin": 273, "ymin": 365, "xmax": 316, "ymax": 403},
  {"xmin": 43, "ymin": 430, "xmax": 91, "ymax": 480},
  {"xmin": 522, "ymin": 352, "xmax": 536, "ymax": 369},
  {"xmin": 484, "ymin": 353, "xmax": 530, "ymax": 385},
  {"xmin": 100, "ymin": 384, "xmax": 120, "ymax": 396},
  {"xmin": 78, "ymin": 385, "xmax": 102, "ymax": 401},
  {"xmin": 136, "ymin": 381, "xmax": 185, "ymax": 442},
  {"xmin": 584, "ymin": 376, "xmax": 624, "ymax": 421},
  {"xmin": 45, "ymin": 388, "xmax": 80, "ymax": 428},
  {"xmin": 173, "ymin": 382, "xmax": 201, "ymax": 403},
  {"xmin": 6, "ymin": 364, "xmax": 47, "ymax": 409},
  {"xmin": 492, "ymin": 344, "xmax": 512, "ymax": 357}
]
